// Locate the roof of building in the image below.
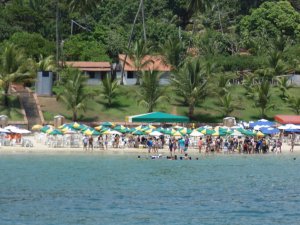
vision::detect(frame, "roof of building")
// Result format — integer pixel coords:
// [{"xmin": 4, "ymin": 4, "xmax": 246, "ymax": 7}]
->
[
  {"xmin": 65, "ymin": 61, "xmax": 111, "ymax": 72},
  {"xmin": 274, "ymin": 115, "xmax": 300, "ymax": 124},
  {"xmin": 118, "ymin": 54, "xmax": 171, "ymax": 72}
]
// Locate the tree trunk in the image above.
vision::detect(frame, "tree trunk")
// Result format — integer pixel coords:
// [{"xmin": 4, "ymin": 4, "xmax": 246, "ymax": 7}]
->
[
  {"xmin": 188, "ymin": 104, "xmax": 194, "ymax": 119},
  {"xmin": 3, "ymin": 84, "xmax": 10, "ymax": 107},
  {"xmin": 72, "ymin": 111, "xmax": 77, "ymax": 122},
  {"xmin": 135, "ymin": 72, "xmax": 141, "ymax": 85}
]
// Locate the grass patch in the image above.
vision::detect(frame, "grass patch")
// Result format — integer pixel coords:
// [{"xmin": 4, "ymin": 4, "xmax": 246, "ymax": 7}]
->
[{"xmin": 40, "ymin": 85, "xmax": 300, "ymax": 123}]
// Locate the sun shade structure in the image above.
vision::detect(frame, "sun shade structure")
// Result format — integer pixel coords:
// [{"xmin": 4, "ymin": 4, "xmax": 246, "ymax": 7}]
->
[
  {"xmin": 274, "ymin": 115, "xmax": 300, "ymax": 124},
  {"xmin": 126, "ymin": 112, "xmax": 189, "ymax": 123}
]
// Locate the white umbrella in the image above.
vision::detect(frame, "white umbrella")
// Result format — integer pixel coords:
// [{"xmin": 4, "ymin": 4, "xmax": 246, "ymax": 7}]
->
[
  {"xmin": 106, "ymin": 130, "xmax": 122, "ymax": 135},
  {"xmin": 0, "ymin": 128, "xmax": 10, "ymax": 133},
  {"xmin": 149, "ymin": 131, "xmax": 163, "ymax": 136},
  {"xmin": 278, "ymin": 124, "xmax": 300, "ymax": 130},
  {"xmin": 230, "ymin": 130, "xmax": 243, "ymax": 136},
  {"xmin": 11, "ymin": 128, "xmax": 31, "ymax": 134},
  {"xmin": 190, "ymin": 130, "xmax": 204, "ymax": 137}
]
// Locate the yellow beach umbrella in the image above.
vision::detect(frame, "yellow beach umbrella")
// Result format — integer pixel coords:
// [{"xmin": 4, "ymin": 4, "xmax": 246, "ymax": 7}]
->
[
  {"xmin": 94, "ymin": 125, "xmax": 103, "ymax": 131},
  {"xmin": 73, "ymin": 122, "xmax": 81, "ymax": 129},
  {"xmin": 256, "ymin": 131, "xmax": 265, "ymax": 137},
  {"xmin": 32, "ymin": 124, "xmax": 43, "ymax": 130},
  {"xmin": 172, "ymin": 131, "xmax": 183, "ymax": 137}
]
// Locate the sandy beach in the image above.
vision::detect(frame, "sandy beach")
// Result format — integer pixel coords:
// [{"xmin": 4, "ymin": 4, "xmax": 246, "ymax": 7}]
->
[{"xmin": 0, "ymin": 135, "xmax": 298, "ymax": 155}]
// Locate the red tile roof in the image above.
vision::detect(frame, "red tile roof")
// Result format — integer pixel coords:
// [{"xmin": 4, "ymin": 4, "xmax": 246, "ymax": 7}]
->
[
  {"xmin": 65, "ymin": 61, "xmax": 111, "ymax": 72},
  {"xmin": 275, "ymin": 115, "xmax": 300, "ymax": 124},
  {"xmin": 119, "ymin": 54, "xmax": 171, "ymax": 72}
]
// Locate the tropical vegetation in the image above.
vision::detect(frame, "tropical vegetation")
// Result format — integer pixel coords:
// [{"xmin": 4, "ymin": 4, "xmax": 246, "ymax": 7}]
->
[{"xmin": 0, "ymin": 0, "xmax": 299, "ymax": 122}]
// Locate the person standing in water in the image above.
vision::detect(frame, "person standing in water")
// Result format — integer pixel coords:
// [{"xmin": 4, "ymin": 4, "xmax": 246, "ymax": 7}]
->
[{"xmin": 198, "ymin": 137, "xmax": 203, "ymax": 153}]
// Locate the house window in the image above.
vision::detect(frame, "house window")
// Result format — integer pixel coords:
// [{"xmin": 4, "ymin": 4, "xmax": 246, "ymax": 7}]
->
[
  {"xmin": 127, "ymin": 71, "xmax": 134, "ymax": 79},
  {"xmin": 88, "ymin": 72, "xmax": 95, "ymax": 79}
]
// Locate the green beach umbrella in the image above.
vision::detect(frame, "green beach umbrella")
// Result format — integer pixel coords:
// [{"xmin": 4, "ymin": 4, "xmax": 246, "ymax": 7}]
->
[
  {"xmin": 201, "ymin": 129, "xmax": 215, "ymax": 135},
  {"xmin": 48, "ymin": 129, "xmax": 63, "ymax": 135},
  {"xmin": 131, "ymin": 130, "xmax": 145, "ymax": 135}
]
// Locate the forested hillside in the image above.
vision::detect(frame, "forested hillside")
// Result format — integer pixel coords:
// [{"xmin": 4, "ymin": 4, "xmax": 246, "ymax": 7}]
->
[
  {"xmin": 0, "ymin": 0, "xmax": 299, "ymax": 65},
  {"xmin": 1, "ymin": 0, "xmax": 300, "ymax": 121}
]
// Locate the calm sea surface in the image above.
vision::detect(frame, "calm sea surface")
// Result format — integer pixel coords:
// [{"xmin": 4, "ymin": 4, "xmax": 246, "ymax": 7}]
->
[{"xmin": 0, "ymin": 153, "xmax": 300, "ymax": 225}]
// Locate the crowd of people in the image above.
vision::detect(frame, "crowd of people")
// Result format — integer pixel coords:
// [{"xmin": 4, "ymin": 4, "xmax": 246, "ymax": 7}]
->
[{"xmin": 81, "ymin": 132, "xmax": 297, "ymax": 154}]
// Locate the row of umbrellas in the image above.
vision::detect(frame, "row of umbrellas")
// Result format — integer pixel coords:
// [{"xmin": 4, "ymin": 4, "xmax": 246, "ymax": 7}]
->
[{"xmin": 32, "ymin": 122, "xmax": 269, "ymax": 137}]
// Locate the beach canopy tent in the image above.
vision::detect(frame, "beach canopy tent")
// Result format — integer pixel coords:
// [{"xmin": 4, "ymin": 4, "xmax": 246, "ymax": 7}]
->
[
  {"xmin": 260, "ymin": 127, "xmax": 280, "ymax": 135},
  {"xmin": 249, "ymin": 119, "xmax": 275, "ymax": 128},
  {"xmin": 126, "ymin": 112, "xmax": 189, "ymax": 123},
  {"xmin": 274, "ymin": 115, "xmax": 300, "ymax": 125}
]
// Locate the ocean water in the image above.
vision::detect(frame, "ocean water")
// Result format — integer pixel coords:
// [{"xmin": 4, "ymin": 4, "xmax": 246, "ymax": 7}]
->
[{"xmin": 0, "ymin": 153, "xmax": 300, "ymax": 225}]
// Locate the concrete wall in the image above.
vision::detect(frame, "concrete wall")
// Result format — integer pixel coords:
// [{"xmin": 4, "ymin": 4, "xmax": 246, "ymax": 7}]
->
[{"xmin": 35, "ymin": 71, "xmax": 53, "ymax": 96}]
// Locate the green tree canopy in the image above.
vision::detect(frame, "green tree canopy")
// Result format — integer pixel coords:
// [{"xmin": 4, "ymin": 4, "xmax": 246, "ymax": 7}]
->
[{"xmin": 239, "ymin": 1, "xmax": 300, "ymax": 45}]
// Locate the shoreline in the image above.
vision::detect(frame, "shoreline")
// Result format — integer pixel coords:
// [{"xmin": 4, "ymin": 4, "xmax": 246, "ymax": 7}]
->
[{"xmin": 0, "ymin": 145, "xmax": 299, "ymax": 155}]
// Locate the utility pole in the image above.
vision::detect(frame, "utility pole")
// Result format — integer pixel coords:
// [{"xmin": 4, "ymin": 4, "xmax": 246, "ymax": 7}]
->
[
  {"xmin": 56, "ymin": 0, "xmax": 59, "ymax": 67},
  {"xmin": 120, "ymin": 0, "xmax": 147, "ymax": 85}
]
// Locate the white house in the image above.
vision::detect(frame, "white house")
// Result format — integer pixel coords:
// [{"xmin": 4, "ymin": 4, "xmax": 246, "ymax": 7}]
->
[
  {"xmin": 117, "ymin": 54, "xmax": 172, "ymax": 85},
  {"xmin": 64, "ymin": 61, "xmax": 111, "ymax": 85}
]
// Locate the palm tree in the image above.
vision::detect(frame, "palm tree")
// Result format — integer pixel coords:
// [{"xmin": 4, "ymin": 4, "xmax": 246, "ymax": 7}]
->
[
  {"xmin": 242, "ymin": 73, "xmax": 257, "ymax": 98},
  {"xmin": 36, "ymin": 55, "xmax": 56, "ymax": 72},
  {"xmin": 172, "ymin": 59, "xmax": 207, "ymax": 119},
  {"xmin": 213, "ymin": 73, "xmax": 232, "ymax": 97},
  {"xmin": 187, "ymin": 0, "xmax": 210, "ymax": 15},
  {"xmin": 159, "ymin": 36, "xmax": 186, "ymax": 71},
  {"xmin": 127, "ymin": 39, "xmax": 153, "ymax": 85},
  {"xmin": 253, "ymin": 80, "xmax": 274, "ymax": 118},
  {"xmin": 276, "ymin": 76, "xmax": 291, "ymax": 99},
  {"xmin": 67, "ymin": 0, "xmax": 99, "ymax": 14},
  {"xmin": 100, "ymin": 73, "xmax": 119, "ymax": 107},
  {"xmin": 0, "ymin": 44, "xmax": 32, "ymax": 106},
  {"xmin": 217, "ymin": 92, "xmax": 235, "ymax": 116},
  {"xmin": 286, "ymin": 95, "xmax": 300, "ymax": 115},
  {"xmin": 137, "ymin": 70, "xmax": 168, "ymax": 113},
  {"xmin": 56, "ymin": 69, "xmax": 92, "ymax": 121}
]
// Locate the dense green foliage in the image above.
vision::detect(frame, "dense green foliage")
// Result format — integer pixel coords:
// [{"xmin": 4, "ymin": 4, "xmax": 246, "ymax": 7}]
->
[{"xmin": 0, "ymin": 0, "xmax": 300, "ymax": 121}]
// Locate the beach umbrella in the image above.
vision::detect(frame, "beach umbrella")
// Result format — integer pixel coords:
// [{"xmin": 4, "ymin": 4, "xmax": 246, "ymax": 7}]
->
[
  {"xmin": 278, "ymin": 124, "xmax": 300, "ymax": 130},
  {"xmin": 260, "ymin": 127, "xmax": 280, "ymax": 135},
  {"xmin": 40, "ymin": 125, "xmax": 54, "ymax": 133},
  {"xmin": 83, "ymin": 129, "xmax": 100, "ymax": 136},
  {"xmin": 212, "ymin": 131, "xmax": 227, "ymax": 136},
  {"xmin": 249, "ymin": 119, "xmax": 275, "ymax": 128},
  {"xmin": 201, "ymin": 129, "xmax": 215, "ymax": 135},
  {"xmin": 163, "ymin": 128, "xmax": 176, "ymax": 135},
  {"xmin": 101, "ymin": 122, "xmax": 115, "ymax": 127},
  {"xmin": 190, "ymin": 129, "xmax": 203, "ymax": 137},
  {"xmin": 103, "ymin": 130, "xmax": 122, "ymax": 135},
  {"xmin": 0, "ymin": 128, "xmax": 10, "ymax": 133},
  {"xmin": 94, "ymin": 125, "xmax": 103, "ymax": 130},
  {"xmin": 113, "ymin": 125, "xmax": 126, "ymax": 131},
  {"xmin": 285, "ymin": 129, "xmax": 300, "ymax": 133},
  {"xmin": 172, "ymin": 131, "xmax": 183, "ymax": 137},
  {"xmin": 32, "ymin": 124, "xmax": 43, "ymax": 130},
  {"xmin": 229, "ymin": 130, "xmax": 243, "ymax": 136},
  {"xmin": 131, "ymin": 130, "xmax": 145, "ymax": 135},
  {"xmin": 178, "ymin": 127, "xmax": 192, "ymax": 135},
  {"xmin": 48, "ymin": 129, "xmax": 63, "ymax": 135},
  {"xmin": 156, "ymin": 127, "xmax": 165, "ymax": 132},
  {"xmin": 256, "ymin": 131, "xmax": 265, "ymax": 137},
  {"xmin": 149, "ymin": 131, "xmax": 163, "ymax": 136}
]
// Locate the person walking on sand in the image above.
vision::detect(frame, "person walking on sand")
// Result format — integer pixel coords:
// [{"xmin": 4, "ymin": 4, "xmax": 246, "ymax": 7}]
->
[
  {"xmin": 290, "ymin": 137, "xmax": 295, "ymax": 152},
  {"xmin": 88, "ymin": 136, "xmax": 93, "ymax": 151},
  {"xmin": 82, "ymin": 135, "xmax": 88, "ymax": 151}
]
